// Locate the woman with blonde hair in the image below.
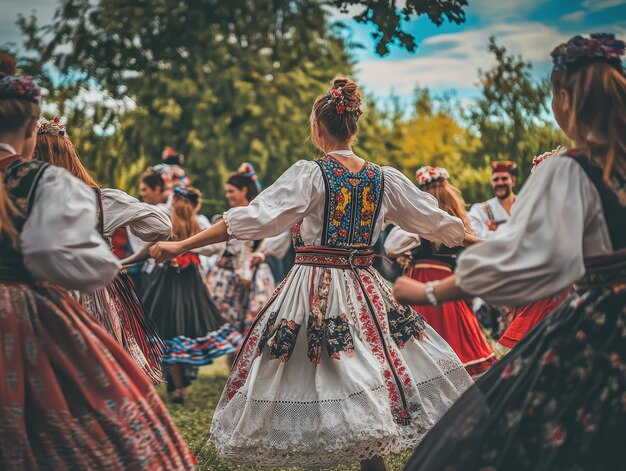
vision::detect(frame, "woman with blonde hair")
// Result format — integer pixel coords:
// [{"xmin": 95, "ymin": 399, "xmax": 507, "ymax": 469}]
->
[
  {"xmin": 0, "ymin": 55, "xmax": 193, "ymax": 469},
  {"xmin": 398, "ymin": 33, "xmax": 626, "ymax": 470},
  {"xmin": 385, "ymin": 166, "xmax": 495, "ymax": 378},
  {"xmin": 35, "ymin": 116, "xmax": 172, "ymax": 384},
  {"xmin": 141, "ymin": 185, "xmax": 241, "ymax": 403}
]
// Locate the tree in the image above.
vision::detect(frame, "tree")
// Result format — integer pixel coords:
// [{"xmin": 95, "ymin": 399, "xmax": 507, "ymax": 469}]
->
[
  {"xmin": 469, "ymin": 37, "xmax": 566, "ymax": 184},
  {"xmin": 329, "ymin": 0, "xmax": 468, "ymax": 55},
  {"xmin": 17, "ymin": 0, "xmax": 358, "ymax": 214}
]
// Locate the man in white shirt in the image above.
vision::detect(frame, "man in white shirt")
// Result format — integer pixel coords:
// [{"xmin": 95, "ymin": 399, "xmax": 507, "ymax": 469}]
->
[
  {"xmin": 468, "ymin": 161, "xmax": 519, "ymax": 337},
  {"xmin": 469, "ymin": 161, "xmax": 518, "ymax": 239}
]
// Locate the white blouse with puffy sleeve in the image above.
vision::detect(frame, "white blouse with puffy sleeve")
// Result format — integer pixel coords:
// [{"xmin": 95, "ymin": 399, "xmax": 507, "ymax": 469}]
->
[
  {"xmin": 224, "ymin": 159, "xmax": 465, "ymax": 248},
  {"xmin": 101, "ymin": 188, "xmax": 172, "ymax": 241},
  {"xmin": 456, "ymin": 155, "xmax": 613, "ymax": 306},
  {"xmin": 21, "ymin": 166, "xmax": 121, "ymax": 292}
]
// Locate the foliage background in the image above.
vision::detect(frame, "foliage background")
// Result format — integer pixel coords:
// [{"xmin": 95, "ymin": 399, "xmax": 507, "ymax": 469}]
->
[{"xmin": 7, "ymin": 0, "xmax": 565, "ymax": 215}]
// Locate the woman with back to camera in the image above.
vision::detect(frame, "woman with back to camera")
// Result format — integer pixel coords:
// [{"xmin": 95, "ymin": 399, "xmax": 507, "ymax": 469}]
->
[
  {"xmin": 0, "ymin": 54, "xmax": 194, "ymax": 469},
  {"xmin": 34, "ymin": 116, "xmax": 171, "ymax": 384},
  {"xmin": 150, "ymin": 76, "xmax": 478, "ymax": 470},
  {"xmin": 396, "ymin": 33, "xmax": 626, "ymax": 470},
  {"xmin": 141, "ymin": 185, "xmax": 241, "ymax": 404},
  {"xmin": 385, "ymin": 166, "xmax": 495, "ymax": 378}
]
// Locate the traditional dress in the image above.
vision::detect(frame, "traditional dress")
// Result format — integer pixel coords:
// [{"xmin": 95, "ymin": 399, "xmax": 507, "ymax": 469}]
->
[
  {"xmin": 406, "ymin": 152, "xmax": 626, "ymax": 470},
  {"xmin": 496, "ymin": 289, "xmax": 570, "ymax": 354},
  {"xmin": 209, "ymin": 156, "xmax": 473, "ymax": 468},
  {"xmin": 72, "ymin": 188, "xmax": 171, "ymax": 383},
  {"xmin": 385, "ymin": 227, "xmax": 496, "ymax": 378},
  {"xmin": 141, "ymin": 206, "xmax": 241, "ymax": 368},
  {"xmin": 468, "ymin": 196, "xmax": 513, "ymax": 240},
  {"xmin": 0, "ymin": 155, "xmax": 194, "ymax": 469},
  {"xmin": 206, "ymin": 236, "xmax": 277, "ymax": 335}
]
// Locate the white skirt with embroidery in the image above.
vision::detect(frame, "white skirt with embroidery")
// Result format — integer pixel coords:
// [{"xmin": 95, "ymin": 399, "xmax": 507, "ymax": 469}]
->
[{"xmin": 209, "ymin": 264, "xmax": 473, "ymax": 468}]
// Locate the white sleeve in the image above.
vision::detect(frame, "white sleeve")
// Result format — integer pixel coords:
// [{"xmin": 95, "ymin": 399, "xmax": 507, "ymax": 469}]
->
[
  {"xmin": 101, "ymin": 188, "xmax": 172, "ymax": 241},
  {"xmin": 456, "ymin": 156, "xmax": 599, "ymax": 305},
  {"xmin": 468, "ymin": 203, "xmax": 489, "ymax": 239},
  {"xmin": 21, "ymin": 167, "xmax": 121, "ymax": 291},
  {"xmin": 260, "ymin": 230, "xmax": 293, "ymax": 259},
  {"xmin": 383, "ymin": 226, "xmax": 421, "ymax": 257},
  {"xmin": 383, "ymin": 167, "xmax": 465, "ymax": 247},
  {"xmin": 224, "ymin": 160, "xmax": 323, "ymax": 240}
]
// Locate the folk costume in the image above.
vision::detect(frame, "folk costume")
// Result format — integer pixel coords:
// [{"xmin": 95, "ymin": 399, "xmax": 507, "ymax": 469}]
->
[
  {"xmin": 206, "ymin": 236, "xmax": 279, "ymax": 335},
  {"xmin": 406, "ymin": 149, "xmax": 626, "ymax": 470},
  {"xmin": 141, "ymin": 187, "xmax": 241, "ymax": 368},
  {"xmin": 209, "ymin": 155, "xmax": 473, "ymax": 468},
  {"xmin": 384, "ymin": 167, "xmax": 495, "ymax": 378},
  {"xmin": 0, "ymin": 151, "xmax": 194, "ymax": 469}
]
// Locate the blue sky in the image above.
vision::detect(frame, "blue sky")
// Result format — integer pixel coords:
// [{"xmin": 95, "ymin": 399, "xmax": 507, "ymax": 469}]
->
[{"xmin": 1, "ymin": 0, "xmax": 626, "ymax": 108}]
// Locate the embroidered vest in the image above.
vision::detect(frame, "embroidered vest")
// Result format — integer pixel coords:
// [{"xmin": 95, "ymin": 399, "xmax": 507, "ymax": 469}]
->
[
  {"xmin": 314, "ymin": 155, "xmax": 384, "ymax": 249},
  {"xmin": 0, "ymin": 158, "xmax": 49, "ymax": 281},
  {"xmin": 569, "ymin": 154, "xmax": 626, "ymax": 251}
]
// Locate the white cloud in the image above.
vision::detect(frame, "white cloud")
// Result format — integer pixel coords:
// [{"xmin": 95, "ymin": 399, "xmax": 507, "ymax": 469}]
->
[
  {"xmin": 582, "ymin": 0, "xmax": 625, "ymax": 11},
  {"xmin": 561, "ymin": 10, "xmax": 587, "ymax": 22},
  {"xmin": 356, "ymin": 22, "xmax": 569, "ymax": 95},
  {"xmin": 468, "ymin": 0, "xmax": 546, "ymax": 20}
]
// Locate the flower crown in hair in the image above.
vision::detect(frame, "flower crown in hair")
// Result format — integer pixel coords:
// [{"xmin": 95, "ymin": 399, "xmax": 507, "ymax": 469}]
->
[
  {"xmin": 37, "ymin": 116, "xmax": 66, "ymax": 137},
  {"xmin": 173, "ymin": 186, "xmax": 200, "ymax": 207},
  {"xmin": 326, "ymin": 87, "xmax": 362, "ymax": 119},
  {"xmin": 531, "ymin": 146, "xmax": 565, "ymax": 172},
  {"xmin": 0, "ymin": 75, "xmax": 42, "ymax": 104},
  {"xmin": 237, "ymin": 162, "xmax": 263, "ymax": 191},
  {"xmin": 415, "ymin": 166, "xmax": 449, "ymax": 188},
  {"xmin": 551, "ymin": 33, "xmax": 626, "ymax": 75}
]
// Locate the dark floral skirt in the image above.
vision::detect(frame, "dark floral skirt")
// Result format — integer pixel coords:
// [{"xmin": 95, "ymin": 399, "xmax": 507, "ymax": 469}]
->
[{"xmin": 405, "ymin": 280, "xmax": 626, "ymax": 471}]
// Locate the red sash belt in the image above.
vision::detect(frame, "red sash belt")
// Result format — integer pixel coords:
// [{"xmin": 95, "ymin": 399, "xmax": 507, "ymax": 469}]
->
[{"xmin": 295, "ymin": 246, "xmax": 375, "ymax": 269}]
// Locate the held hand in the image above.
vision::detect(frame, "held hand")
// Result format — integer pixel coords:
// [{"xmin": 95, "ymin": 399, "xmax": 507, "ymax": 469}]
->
[
  {"xmin": 487, "ymin": 220, "xmax": 498, "ymax": 231},
  {"xmin": 150, "ymin": 241, "xmax": 184, "ymax": 263},
  {"xmin": 392, "ymin": 276, "xmax": 428, "ymax": 305},
  {"xmin": 250, "ymin": 252, "xmax": 266, "ymax": 268}
]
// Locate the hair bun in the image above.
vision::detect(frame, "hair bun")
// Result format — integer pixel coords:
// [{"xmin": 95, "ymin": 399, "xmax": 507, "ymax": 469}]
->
[
  {"xmin": 0, "ymin": 53, "xmax": 17, "ymax": 78},
  {"xmin": 332, "ymin": 76, "xmax": 359, "ymax": 101}
]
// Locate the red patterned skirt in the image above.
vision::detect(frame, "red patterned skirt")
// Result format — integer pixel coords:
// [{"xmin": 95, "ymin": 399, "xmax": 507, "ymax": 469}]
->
[
  {"xmin": 498, "ymin": 291, "xmax": 569, "ymax": 350},
  {"xmin": 408, "ymin": 262, "xmax": 496, "ymax": 377},
  {"xmin": 0, "ymin": 281, "xmax": 195, "ymax": 470}
]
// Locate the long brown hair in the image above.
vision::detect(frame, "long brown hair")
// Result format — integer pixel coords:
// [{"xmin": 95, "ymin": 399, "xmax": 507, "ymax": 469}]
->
[
  {"xmin": 423, "ymin": 180, "xmax": 473, "ymax": 234},
  {"xmin": 34, "ymin": 133, "xmax": 99, "ymax": 188},
  {"xmin": 171, "ymin": 187, "xmax": 202, "ymax": 241},
  {"xmin": 551, "ymin": 61, "xmax": 626, "ymax": 182}
]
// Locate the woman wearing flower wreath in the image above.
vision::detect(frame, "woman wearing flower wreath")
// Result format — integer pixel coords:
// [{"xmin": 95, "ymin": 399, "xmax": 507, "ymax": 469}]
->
[
  {"xmin": 385, "ymin": 166, "xmax": 495, "ymax": 378},
  {"xmin": 0, "ymin": 54, "xmax": 194, "ymax": 469},
  {"xmin": 396, "ymin": 33, "xmax": 626, "ymax": 470},
  {"xmin": 151, "ymin": 76, "xmax": 476, "ymax": 470},
  {"xmin": 205, "ymin": 163, "xmax": 277, "ymax": 366},
  {"xmin": 34, "ymin": 116, "xmax": 171, "ymax": 384}
]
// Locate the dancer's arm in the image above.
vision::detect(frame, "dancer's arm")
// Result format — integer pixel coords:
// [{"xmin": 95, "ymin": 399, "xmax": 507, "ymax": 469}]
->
[
  {"xmin": 151, "ymin": 220, "xmax": 229, "ymax": 263},
  {"xmin": 393, "ymin": 274, "xmax": 468, "ymax": 305},
  {"xmin": 22, "ymin": 167, "xmax": 120, "ymax": 291}
]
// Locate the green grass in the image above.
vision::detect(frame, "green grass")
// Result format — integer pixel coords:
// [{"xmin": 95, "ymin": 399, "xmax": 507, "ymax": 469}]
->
[{"xmin": 159, "ymin": 358, "xmax": 410, "ymax": 470}]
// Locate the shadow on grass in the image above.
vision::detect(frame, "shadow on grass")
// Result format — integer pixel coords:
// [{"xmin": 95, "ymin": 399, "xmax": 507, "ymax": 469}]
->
[{"xmin": 158, "ymin": 357, "xmax": 410, "ymax": 471}]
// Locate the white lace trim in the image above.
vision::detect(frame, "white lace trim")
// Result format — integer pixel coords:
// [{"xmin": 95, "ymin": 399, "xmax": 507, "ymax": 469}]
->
[{"xmin": 209, "ymin": 365, "xmax": 471, "ymax": 468}]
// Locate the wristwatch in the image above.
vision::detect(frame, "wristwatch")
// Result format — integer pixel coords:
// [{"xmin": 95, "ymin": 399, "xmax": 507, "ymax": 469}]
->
[{"xmin": 425, "ymin": 281, "xmax": 440, "ymax": 306}]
